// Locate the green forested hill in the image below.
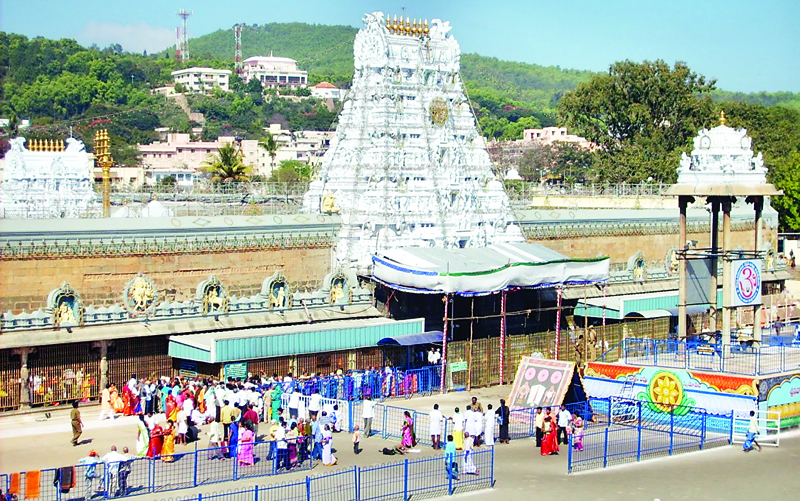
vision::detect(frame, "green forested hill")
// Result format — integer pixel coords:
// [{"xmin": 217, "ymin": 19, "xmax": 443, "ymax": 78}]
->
[{"xmin": 187, "ymin": 23, "xmax": 359, "ymax": 84}]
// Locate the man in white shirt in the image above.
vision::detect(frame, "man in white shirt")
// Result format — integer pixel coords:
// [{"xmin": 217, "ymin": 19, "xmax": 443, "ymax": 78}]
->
[
  {"xmin": 362, "ymin": 396, "xmax": 376, "ymax": 438},
  {"xmin": 557, "ymin": 405, "xmax": 572, "ymax": 445},
  {"xmin": 451, "ymin": 407, "xmax": 465, "ymax": 449},
  {"xmin": 102, "ymin": 446, "xmax": 129, "ymax": 497},
  {"xmin": 484, "ymin": 404, "xmax": 495, "ymax": 446},
  {"xmin": 288, "ymin": 390, "xmax": 301, "ymax": 419},
  {"xmin": 309, "ymin": 391, "xmax": 322, "ymax": 419},
  {"xmin": 464, "ymin": 405, "xmax": 475, "ymax": 438},
  {"xmin": 471, "ymin": 406, "xmax": 483, "ymax": 446},
  {"xmin": 743, "ymin": 410, "xmax": 762, "ymax": 452},
  {"xmin": 429, "ymin": 404, "xmax": 444, "ymax": 449}
]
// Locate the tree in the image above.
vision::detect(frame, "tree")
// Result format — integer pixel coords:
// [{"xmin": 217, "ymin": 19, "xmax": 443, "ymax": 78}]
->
[
  {"xmin": 156, "ymin": 175, "xmax": 177, "ymax": 191},
  {"xmin": 721, "ymin": 102, "xmax": 800, "ymax": 231},
  {"xmin": 269, "ymin": 159, "xmax": 314, "ymax": 183},
  {"xmin": 200, "ymin": 142, "xmax": 252, "ymax": 183},
  {"xmin": 559, "ymin": 60, "xmax": 716, "ymax": 183},
  {"xmin": 257, "ymin": 131, "xmax": 281, "ymax": 171}
]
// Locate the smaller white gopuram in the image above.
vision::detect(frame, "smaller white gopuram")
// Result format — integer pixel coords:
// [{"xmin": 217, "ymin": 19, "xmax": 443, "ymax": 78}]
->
[
  {"xmin": 677, "ymin": 112, "xmax": 768, "ymax": 186},
  {"xmin": 1, "ymin": 137, "xmax": 96, "ymax": 218}
]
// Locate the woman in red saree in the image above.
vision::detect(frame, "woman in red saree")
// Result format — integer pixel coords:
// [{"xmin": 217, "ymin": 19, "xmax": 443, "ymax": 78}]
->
[
  {"xmin": 147, "ymin": 424, "xmax": 164, "ymax": 458},
  {"xmin": 122, "ymin": 385, "xmax": 133, "ymax": 416},
  {"xmin": 166, "ymin": 394, "xmax": 178, "ymax": 422},
  {"xmin": 540, "ymin": 411, "xmax": 559, "ymax": 456}
]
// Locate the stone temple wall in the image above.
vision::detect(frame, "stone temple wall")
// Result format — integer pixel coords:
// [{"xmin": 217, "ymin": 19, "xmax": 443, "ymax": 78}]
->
[
  {"xmin": 0, "ymin": 247, "xmax": 331, "ymax": 313},
  {"xmin": 527, "ymin": 226, "xmax": 774, "ymax": 265}
]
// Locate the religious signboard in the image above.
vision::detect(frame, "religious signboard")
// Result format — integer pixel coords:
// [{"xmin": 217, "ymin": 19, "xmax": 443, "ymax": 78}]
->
[
  {"xmin": 731, "ymin": 259, "xmax": 762, "ymax": 307},
  {"xmin": 507, "ymin": 357, "xmax": 577, "ymax": 410}
]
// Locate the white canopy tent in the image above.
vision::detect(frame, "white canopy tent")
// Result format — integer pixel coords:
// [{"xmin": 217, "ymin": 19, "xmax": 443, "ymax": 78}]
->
[{"xmin": 372, "ymin": 243, "xmax": 609, "ymax": 295}]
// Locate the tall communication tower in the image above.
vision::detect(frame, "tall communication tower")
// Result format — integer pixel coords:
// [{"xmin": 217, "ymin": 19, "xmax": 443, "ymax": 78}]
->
[
  {"xmin": 177, "ymin": 9, "xmax": 192, "ymax": 62},
  {"xmin": 234, "ymin": 25, "xmax": 243, "ymax": 75},
  {"xmin": 174, "ymin": 27, "xmax": 182, "ymax": 64}
]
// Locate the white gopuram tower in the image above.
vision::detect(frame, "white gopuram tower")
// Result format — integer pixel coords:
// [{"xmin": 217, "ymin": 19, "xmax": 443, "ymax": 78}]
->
[{"xmin": 303, "ymin": 12, "xmax": 523, "ymax": 267}]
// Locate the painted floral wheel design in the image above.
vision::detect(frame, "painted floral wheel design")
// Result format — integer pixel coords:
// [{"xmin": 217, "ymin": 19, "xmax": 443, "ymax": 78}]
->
[{"xmin": 649, "ymin": 371, "xmax": 683, "ymax": 412}]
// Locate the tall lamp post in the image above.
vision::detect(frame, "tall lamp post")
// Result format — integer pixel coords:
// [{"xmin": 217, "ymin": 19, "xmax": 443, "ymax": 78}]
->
[{"xmin": 95, "ymin": 129, "xmax": 114, "ymax": 217}]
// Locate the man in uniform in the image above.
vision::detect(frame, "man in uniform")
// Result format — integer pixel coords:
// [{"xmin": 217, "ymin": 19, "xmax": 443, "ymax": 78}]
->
[{"xmin": 71, "ymin": 401, "xmax": 83, "ymax": 446}]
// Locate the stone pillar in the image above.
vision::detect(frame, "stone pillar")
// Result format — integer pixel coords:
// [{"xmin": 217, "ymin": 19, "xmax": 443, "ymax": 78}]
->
[
  {"xmin": 97, "ymin": 340, "xmax": 109, "ymax": 391},
  {"xmin": 753, "ymin": 197, "xmax": 764, "ymax": 343},
  {"xmin": 709, "ymin": 199, "xmax": 720, "ymax": 332},
  {"xmin": 722, "ymin": 199, "xmax": 733, "ymax": 345},
  {"xmin": 14, "ymin": 347, "xmax": 33, "ymax": 409},
  {"xmin": 678, "ymin": 196, "xmax": 690, "ymax": 339}
]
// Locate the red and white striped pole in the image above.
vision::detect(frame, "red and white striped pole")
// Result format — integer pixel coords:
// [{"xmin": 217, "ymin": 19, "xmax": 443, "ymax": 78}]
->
[
  {"xmin": 555, "ymin": 286, "xmax": 563, "ymax": 360},
  {"xmin": 440, "ymin": 294, "xmax": 449, "ymax": 394},
  {"xmin": 500, "ymin": 290, "xmax": 507, "ymax": 385}
]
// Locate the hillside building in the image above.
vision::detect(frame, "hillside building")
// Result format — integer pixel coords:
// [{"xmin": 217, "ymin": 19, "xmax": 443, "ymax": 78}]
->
[
  {"xmin": 171, "ymin": 67, "xmax": 232, "ymax": 93},
  {"xmin": 310, "ymin": 82, "xmax": 344, "ymax": 100},
  {"xmin": 242, "ymin": 54, "xmax": 308, "ymax": 88},
  {"xmin": 523, "ymin": 126, "xmax": 594, "ymax": 149},
  {"xmin": 137, "ymin": 124, "xmax": 335, "ymax": 186}
]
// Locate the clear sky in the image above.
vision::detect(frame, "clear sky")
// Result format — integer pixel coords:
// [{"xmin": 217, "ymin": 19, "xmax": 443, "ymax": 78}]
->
[{"xmin": 2, "ymin": 0, "xmax": 798, "ymax": 93}]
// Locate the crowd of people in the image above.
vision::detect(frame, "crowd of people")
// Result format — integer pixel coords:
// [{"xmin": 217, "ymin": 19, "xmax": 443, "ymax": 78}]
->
[{"xmin": 58, "ymin": 371, "xmax": 584, "ymax": 496}]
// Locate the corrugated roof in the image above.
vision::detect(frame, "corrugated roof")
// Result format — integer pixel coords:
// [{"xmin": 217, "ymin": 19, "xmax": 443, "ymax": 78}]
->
[{"xmin": 169, "ymin": 317, "xmax": 426, "ymax": 363}]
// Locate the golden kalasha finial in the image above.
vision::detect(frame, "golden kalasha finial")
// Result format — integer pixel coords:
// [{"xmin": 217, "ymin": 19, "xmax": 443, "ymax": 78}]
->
[
  {"xmin": 720, "ymin": 110, "xmax": 726, "ymax": 126},
  {"xmin": 412, "ymin": 19, "xmax": 418, "ymax": 35},
  {"xmin": 28, "ymin": 139, "xmax": 34, "ymax": 151},
  {"xmin": 386, "ymin": 15, "xmax": 391, "ymax": 31},
  {"xmin": 406, "ymin": 17, "xmax": 411, "ymax": 35},
  {"xmin": 46, "ymin": 139, "xmax": 52, "ymax": 151},
  {"xmin": 392, "ymin": 15, "xmax": 398, "ymax": 33},
  {"xmin": 424, "ymin": 20, "xmax": 429, "ymax": 36}
]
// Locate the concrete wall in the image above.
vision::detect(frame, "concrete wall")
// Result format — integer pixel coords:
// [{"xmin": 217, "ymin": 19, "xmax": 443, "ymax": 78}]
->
[{"xmin": 1, "ymin": 247, "xmax": 331, "ymax": 313}]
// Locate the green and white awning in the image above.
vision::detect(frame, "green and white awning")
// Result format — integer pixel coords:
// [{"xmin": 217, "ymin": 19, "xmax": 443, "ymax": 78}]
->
[{"xmin": 372, "ymin": 243, "xmax": 609, "ymax": 295}]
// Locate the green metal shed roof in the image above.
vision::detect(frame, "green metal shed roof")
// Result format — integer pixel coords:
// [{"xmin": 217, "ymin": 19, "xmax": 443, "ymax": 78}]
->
[
  {"xmin": 168, "ymin": 317, "xmax": 426, "ymax": 363},
  {"xmin": 575, "ymin": 290, "xmax": 724, "ymax": 320}
]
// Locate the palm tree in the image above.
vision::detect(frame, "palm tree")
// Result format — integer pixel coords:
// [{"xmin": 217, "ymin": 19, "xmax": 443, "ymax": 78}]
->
[
  {"xmin": 200, "ymin": 143, "xmax": 252, "ymax": 184},
  {"xmin": 257, "ymin": 131, "xmax": 281, "ymax": 175}
]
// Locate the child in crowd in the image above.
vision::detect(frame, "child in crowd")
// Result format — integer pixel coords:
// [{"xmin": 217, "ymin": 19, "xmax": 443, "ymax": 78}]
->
[{"xmin": 353, "ymin": 425, "xmax": 361, "ymax": 454}]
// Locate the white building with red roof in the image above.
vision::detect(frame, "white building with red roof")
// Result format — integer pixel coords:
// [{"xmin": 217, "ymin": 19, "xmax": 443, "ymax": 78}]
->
[{"xmin": 310, "ymin": 81, "xmax": 344, "ymax": 100}]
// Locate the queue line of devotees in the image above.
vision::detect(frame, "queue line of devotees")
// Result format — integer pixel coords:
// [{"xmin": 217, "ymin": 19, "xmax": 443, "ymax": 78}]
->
[{"xmin": 58, "ymin": 373, "xmax": 587, "ymax": 498}]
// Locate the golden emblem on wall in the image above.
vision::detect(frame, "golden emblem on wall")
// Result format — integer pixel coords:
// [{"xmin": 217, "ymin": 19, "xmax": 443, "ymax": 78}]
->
[
  {"xmin": 429, "ymin": 98, "xmax": 449, "ymax": 126},
  {"xmin": 123, "ymin": 274, "xmax": 158, "ymax": 317},
  {"xmin": 48, "ymin": 281, "xmax": 84, "ymax": 328},
  {"xmin": 199, "ymin": 276, "xmax": 229, "ymax": 315}
]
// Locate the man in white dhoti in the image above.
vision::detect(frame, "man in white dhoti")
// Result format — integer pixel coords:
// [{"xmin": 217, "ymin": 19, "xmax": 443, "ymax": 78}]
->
[
  {"xmin": 471, "ymin": 406, "xmax": 483, "ymax": 447},
  {"xmin": 462, "ymin": 432, "xmax": 479, "ymax": 475},
  {"xmin": 483, "ymin": 404, "xmax": 495, "ymax": 446},
  {"xmin": 429, "ymin": 404, "xmax": 444, "ymax": 449},
  {"xmin": 464, "ymin": 405, "xmax": 475, "ymax": 438}
]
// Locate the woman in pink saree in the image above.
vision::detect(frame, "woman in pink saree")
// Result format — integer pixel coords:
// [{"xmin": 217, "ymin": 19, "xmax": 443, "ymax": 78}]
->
[
  {"xmin": 400, "ymin": 411, "xmax": 416, "ymax": 450},
  {"xmin": 237, "ymin": 420, "xmax": 255, "ymax": 466}
]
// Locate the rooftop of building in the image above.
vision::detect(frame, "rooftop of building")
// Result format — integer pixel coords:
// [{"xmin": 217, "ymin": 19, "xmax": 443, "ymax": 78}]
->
[
  {"xmin": 244, "ymin": 55, "xmax": 298, "ymax": 64},
  {"xmin": 171, "ymin": 67, "xmax": 232, "ymax": 76},
  {"xmin": 314, "ymin": 82, "xmax": 337, "ymax": 89}
]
